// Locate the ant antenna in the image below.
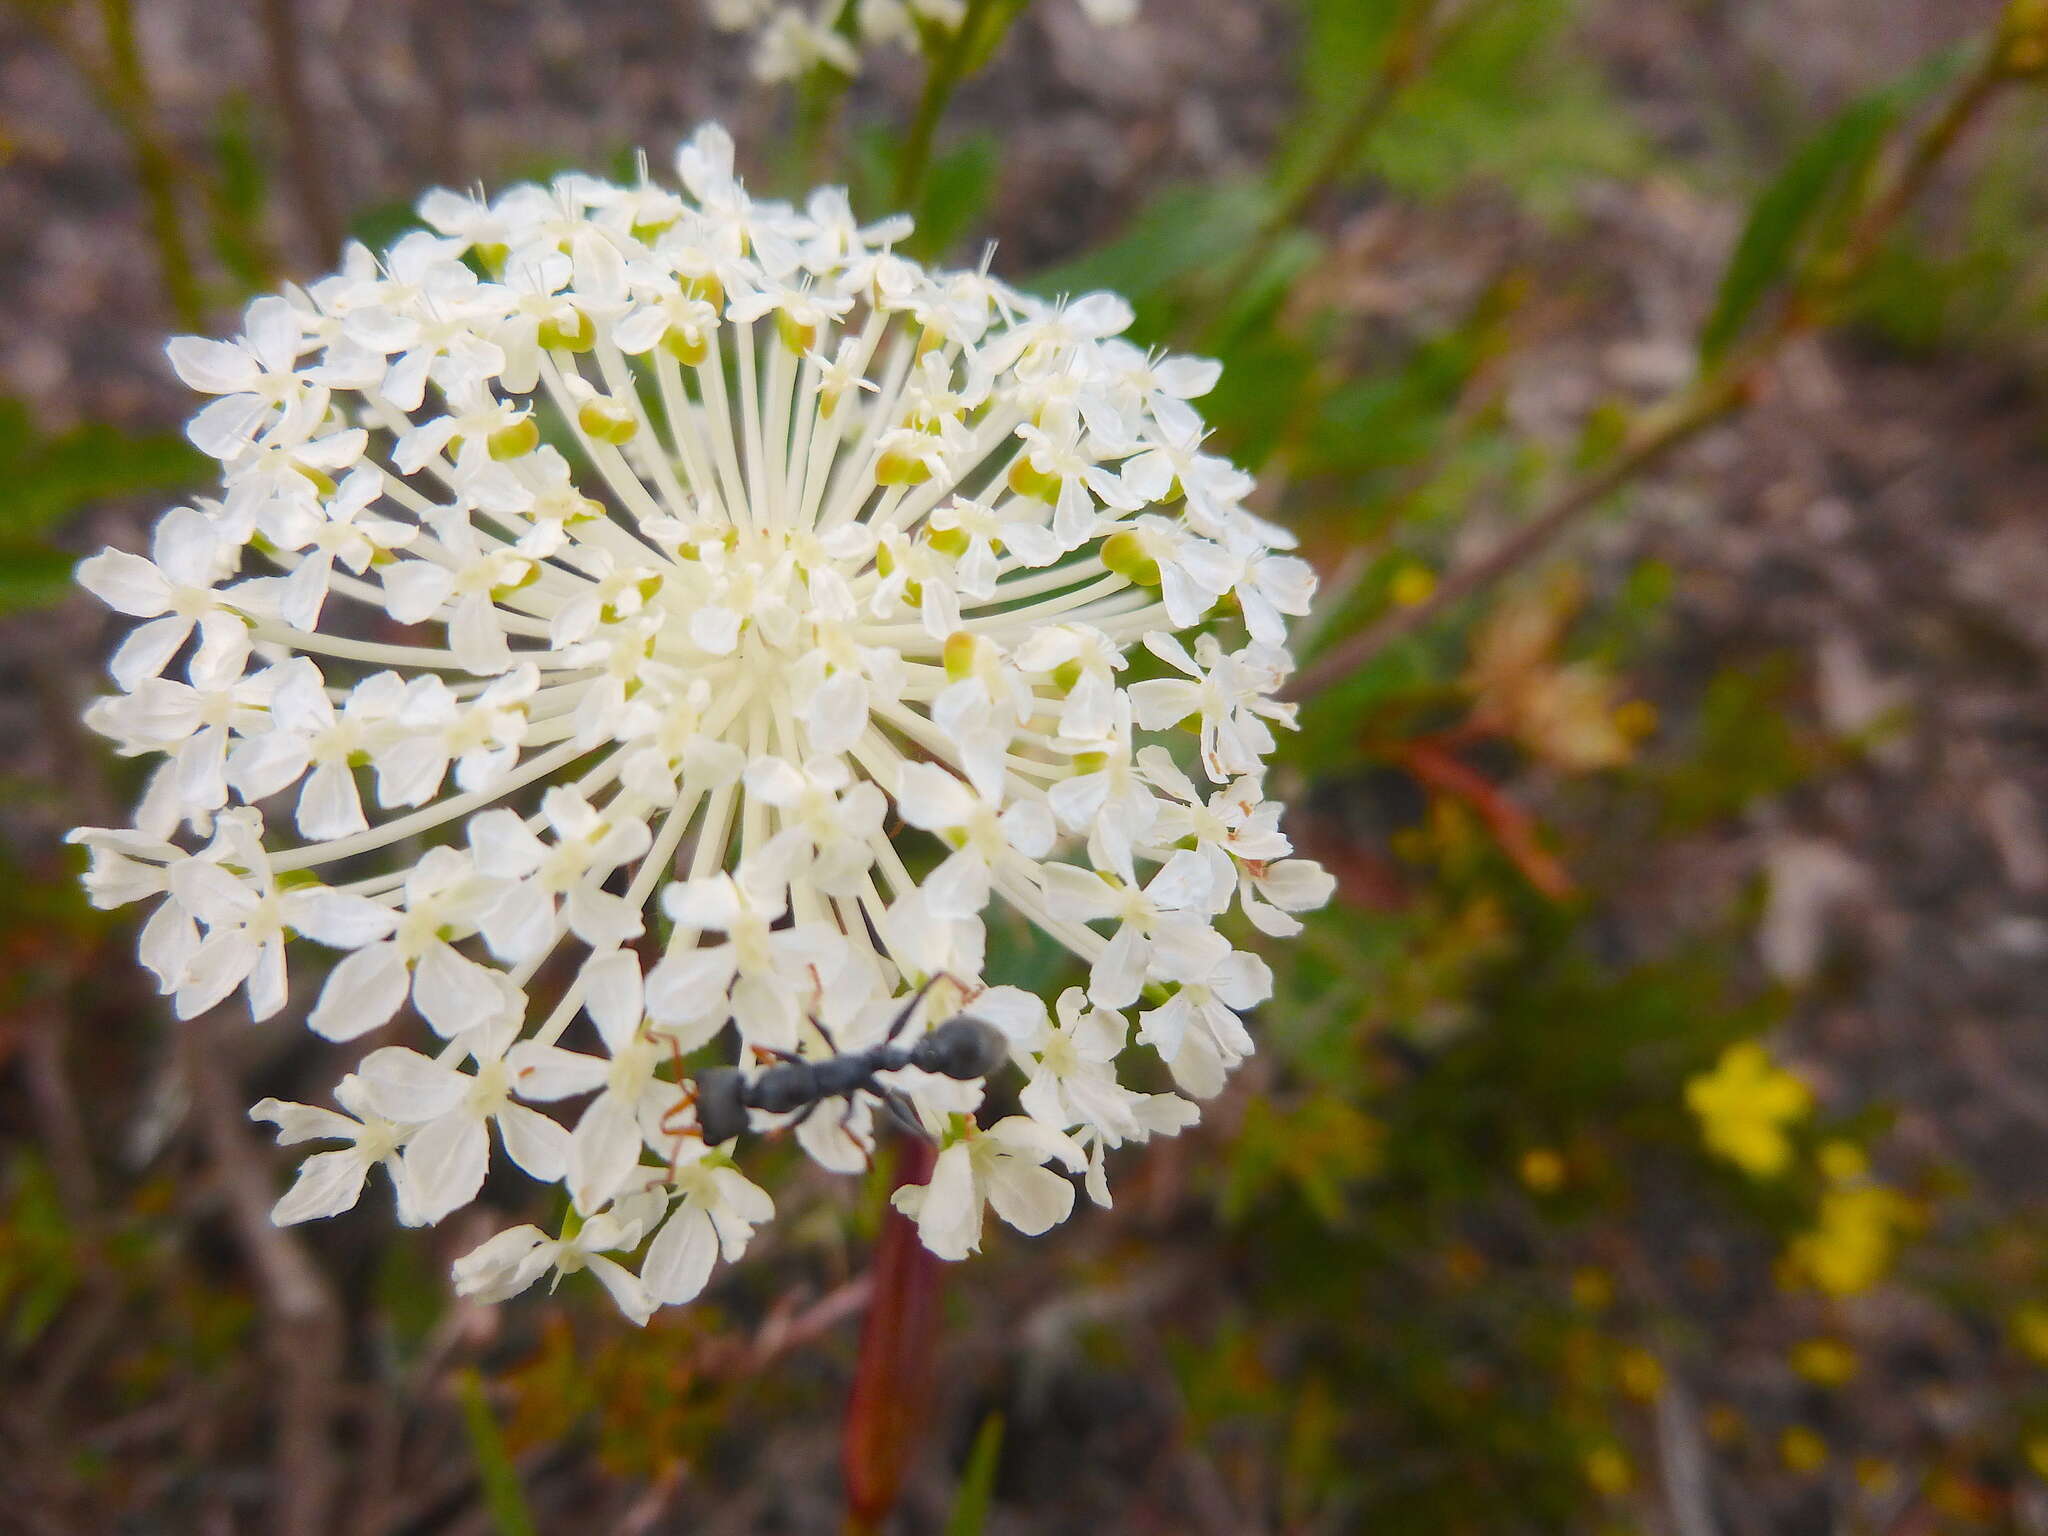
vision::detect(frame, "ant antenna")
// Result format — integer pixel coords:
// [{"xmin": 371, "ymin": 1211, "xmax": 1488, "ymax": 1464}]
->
[{"xmin": 882, "ymin": 973, "xmax": 945, "ymax": 1047}]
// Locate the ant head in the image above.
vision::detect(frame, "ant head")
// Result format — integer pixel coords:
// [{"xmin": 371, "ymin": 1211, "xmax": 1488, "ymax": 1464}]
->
[
  {"xmin": 692, "ymin": 1066, "xmax": 750, "ymax": 1146},
  {"xmin": 907, "ymin": 1015, "xmax": 1009, "ymax": 1081}
]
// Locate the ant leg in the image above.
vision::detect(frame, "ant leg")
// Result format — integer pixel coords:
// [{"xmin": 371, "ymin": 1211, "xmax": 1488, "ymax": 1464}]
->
[
  {"xmin": 878, "ymin": 1086, "xmax": 934, "ymax": 1143},
  {"xmin": 659, "ymin": 1033, "xmax": 702, "ymax": 1143},
  {"xmin": 808, "ymin": 1016, "xmax": 842, "ymax": 1055},
  {"xmin": 752, "ymin": 1044, "xmax": 806, "ymax": 1065},
  {"xmin": 659, "ymin": 1085, "xmax": 698, "ymax": 1140},
  {"xmin": 659, "ymin": 1089, "xmax": 701, "ymax": 1182},
  {"xmin": 845, "ymin": 1105, "xmax": 874, "ymax": 1171},
  {"xmin": 764, "ymin": 1099, "xmax": 821, "ymax": 1144},
  {"xmin": 883, "ymin": 975, "xmax": 944, "ymax": 1047}
]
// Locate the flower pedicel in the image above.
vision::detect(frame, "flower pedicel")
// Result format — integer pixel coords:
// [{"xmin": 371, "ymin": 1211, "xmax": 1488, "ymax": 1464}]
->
[{"xmin": 72, "ymin": 124, "xmax": 1329, "ymax": 1322}]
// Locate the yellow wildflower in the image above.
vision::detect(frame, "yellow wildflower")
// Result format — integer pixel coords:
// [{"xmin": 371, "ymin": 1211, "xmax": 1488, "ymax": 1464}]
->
[
  {"xmin": 1786, "ymin": 1185, "xmax": 1918, "ymax": 1297},
  {"xmin": 1780, "ymin": 1426, "xmax": 1828, "ymax": 1475},
  {"xmin": 1520, "ymin": 1147, "xmax": 1567, "ymax": 1194},
  {"xmin": 1584, "ymin": 1443, "xmax": 1633, "ymax": 1496},
  {"xmin": 2013, "ymin": 1303, "xmax": 2048, "ymax": 1366},
  {"xmin": 1388, "ymin": 561, "xmax": 1437, "ymax": 608},
  {"xmin": 1617, "ymin": 1348, "xmax": 1665, "ymax": 1402},
  {"xmin": 1463, "ymin": 578, "xmax": 1636, "ymax": 771},
  {"xmin": 1791, "ymin": 1337, "xmax": 1859, "ymax": 1387},
  {"xmin": 1572, "ymin": 1267, "xmax": 1615, "ymax": 1313},
  {"xmin": 1685, "ymin": 1042, "xmax": 1811, "ymax": 1179},
  {"xmin": 1817, "ymin": 1139, "xmax": 1868, "ymax": 1183},
  {"xmin": 1854, "ymin": 1456, "xmax": 1898, "ymax": 1496}
]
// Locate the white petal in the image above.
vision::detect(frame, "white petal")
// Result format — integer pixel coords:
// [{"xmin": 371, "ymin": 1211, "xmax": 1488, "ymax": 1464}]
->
[
  {"xmin": 272, "ymin": 1149, "xmax": 371, "ymax": 1225},
  {"xmin": 78, "ymin": 549, "xmax": 173, "ymax": 617},
  {"xmin": 582, "ymin": 950, "xmax": 645, "ymax": 1053},
  {"xmin": 414, "ymin": 942, "xmax": 506, "ymax": 1037},
  {"xmin": 896, "ymin": 1141, "xmax": 980, "ymax": 1261},
  {"xmin": 496, "ymin": 1102, "xmax": 570, "ymax": 1183},
  {"xmin": 381, "ymin": 561, "xmax": 454, "ymax": 624},
  {"xmin": 356, "ymin": 1045, "xmax": 468, "ymax": 1121},
  {"xmin": 285, "ymin": 888, "xmax": 398, "ymax": 949},
  {"xmin": 403, "ymin": 1113, "xmax": 491, "ymax": 1224},
  {"xmin": 505, "ymin": 1041, "xmax": 609, "ymax": 1101},
  {"xmin": 309, "ymin": 941, "xmax": 410, "ymax": 1040},
  {"xmin": 167, "ymin": 336, "xmax": 261, "ymax": 394},
  {"xmin": 296, "ymin": 762, "xmax": 368, "ymax": 842},
  {"xmin": 109, "ymin": 615, "xmax": 196, "ymax": 690},
  {"xmin": 585, "ymin": 1254, "xmax": 655, "ymax": 1325},
  {"xmin": 642, "ymin": 1202, "xmax": 719, "ymax": 1305},
  {"xmin": 567, "ymin": 1095, "xmax": 643, "ymax": 1214},
  {"xmin": 985, "ymin": 1159, "xmax": 1075, "ymax": 1237}
]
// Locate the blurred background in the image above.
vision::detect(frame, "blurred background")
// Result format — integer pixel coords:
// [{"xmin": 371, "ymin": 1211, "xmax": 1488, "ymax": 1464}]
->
[{"xmin": 5, "ymin": 0, "xmax": 2048, "ymax": 1531}]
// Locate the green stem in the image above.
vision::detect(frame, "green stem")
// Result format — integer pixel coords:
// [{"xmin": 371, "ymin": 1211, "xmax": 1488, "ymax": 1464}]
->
[
  {"xmin": 893, "ymin": 0, "xmax": 1002, "ymax": 211},
  {"xmin": 96, "ymin": 0, "xmax": 204, "ymax": 328},
  {"xmin": 456, "ymin": 1368, "xmax": 539, "ymax": 1536},
  {"xmin": 1193, "ymin": 0, "xmax": 1445, "ymax": 344},
  {"xmin": 790, "ymin": 66, "xmax": 851, "ymax": 193}
]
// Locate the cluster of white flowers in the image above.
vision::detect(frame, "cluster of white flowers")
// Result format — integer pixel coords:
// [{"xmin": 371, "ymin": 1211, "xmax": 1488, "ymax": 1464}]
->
[
  {"xmin": 707, "ymin": 0, "xmax": 1137, "ymax": 84},
  {"xmin": 73, "ymin": 123, "xmax": 1328, "ymax": 1323}
]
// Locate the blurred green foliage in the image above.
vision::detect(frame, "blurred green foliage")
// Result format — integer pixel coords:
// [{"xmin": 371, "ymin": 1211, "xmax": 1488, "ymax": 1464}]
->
[
  {"xmin": 7, "ymin": 0, "xmax": 2048, "ymax": 1530},
  {"xmin": 0, "ymin": 399, "xmax": 202, "ymax": 612}
]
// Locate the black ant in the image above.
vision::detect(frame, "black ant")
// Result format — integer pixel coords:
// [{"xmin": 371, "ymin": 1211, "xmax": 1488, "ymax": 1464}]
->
[{"xmin": 688, "ymin": 976, "xmax": 1007, "ymax": 1148}]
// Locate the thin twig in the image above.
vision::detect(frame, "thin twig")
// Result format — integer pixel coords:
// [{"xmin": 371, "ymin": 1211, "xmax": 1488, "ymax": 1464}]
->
[
  {"xmin": 1286, "ymin": 28, "xmax": 2027, "ymax": 701},
  {"xmin": 182, "ymin": 1014, "xmax": 345, "ymax": 1536},
  {"xmin": 1194, "ymin": 0, "xmax": 1448, "ymax": 343},
  {"xmin": 92, "ymin": 0, "xmax": 204, "ymax": 327},
  {"xmin": 1285, "ymin": 370, "xmax": 1747, "ymax": 698},
  {"xmin": 17, "ymin": 1002, "xmax": 101, "ymax": 1219}
]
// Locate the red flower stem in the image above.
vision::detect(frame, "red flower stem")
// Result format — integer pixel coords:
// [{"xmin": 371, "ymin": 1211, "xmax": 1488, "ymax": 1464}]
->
[{"xmin": 841, "ymin": 1135, "xmax": 943, "ymax": 1536}]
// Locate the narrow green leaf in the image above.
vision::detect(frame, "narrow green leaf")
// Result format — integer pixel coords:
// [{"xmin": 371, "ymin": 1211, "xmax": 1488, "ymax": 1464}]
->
[
  {"xmin": 1025, "ymin": 181, "xmax": 1271, "ymax": 340},
  {"xmin": 961, "ymin": 0, "xmax": 1031, "ymax": 75},
  {"xmin": 0, "ymin": 547, "xmax": 85, "ymax": 616},
  {"xmin": 910, "ymin": 135, "xmax": 998, "ymax": 260},
  {"xmin": 456, "ymin": 1367, "xmax": 538, "ymax": 1536},
  {"xmin": 0, "ymin": 400, "xmax": 204, "ymax": 536},
  {"xmin": 1699, "ymin": 42, "xmax": 1972, "ymax": 362},
  {"xmin": 204, "ymin": 92, "xmax": 277, "ymax": 293},
  {"xmin": 943, "ymin": 1412, "xmax": 1005, "ymax": 1536}
]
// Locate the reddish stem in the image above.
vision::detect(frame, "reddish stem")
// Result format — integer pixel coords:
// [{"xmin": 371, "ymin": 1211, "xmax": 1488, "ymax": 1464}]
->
[
  {"xmin": 1398, "ymin": 736, "xmax": 1578, "ymax": 900},
  {"xmin": 841, "ymin": 1136, "xmax": 944, "ymax": 1536}
]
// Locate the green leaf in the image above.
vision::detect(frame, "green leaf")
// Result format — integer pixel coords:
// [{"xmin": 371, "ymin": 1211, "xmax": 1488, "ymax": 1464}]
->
[
  {"xmin": 0, "ymin": 399, "xmax": 205, "ymax": 613},
  {"xmin": 1025, "ymin": 182, "xmax": 1272, "ymax": 341},
  {"xmin": 943, "ymin": 1412, "xmax": 1005, "ymax": 1536},
  {"xmin": 0, "ymin": 547, "xmax": 86, "ymax": 616},
  {"xmin": 961, "ymin": 0, "xmax": 1032, "ymax": 74},
  {"xmin": 456, "ymin": 1367, "xmax": 538, "ymax": 1536},
  {"xmin": 1699, "ymin": 42, "xmax": 1972, "ymax": 363},
  {"xmin": 203, "ymin": 92, "xmax": 277, "ymax": 294},
  {"xmin": 909, "ymin": 135, "xmax": 998, "ymax": 260},
  {"xmin": 347, "ymin": 198, "xmax": 425, "ymax": 257},
  {"xmin": 0, "ymin": 400, "xmax": 205, "ymax": 537},
  {"xmin": 1288, "ymin": 0, "xmax": 1644, "ymax": 218}
]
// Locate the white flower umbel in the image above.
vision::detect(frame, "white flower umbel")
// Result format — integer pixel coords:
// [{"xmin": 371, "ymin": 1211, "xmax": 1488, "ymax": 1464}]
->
[
  {"xmin": 707, "ymin": 0, "xmax": 1137, "ymax": 84},
  {"xmin": 74, "ymin": 124, "xmax": 1327, "ymax": 1322}
]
